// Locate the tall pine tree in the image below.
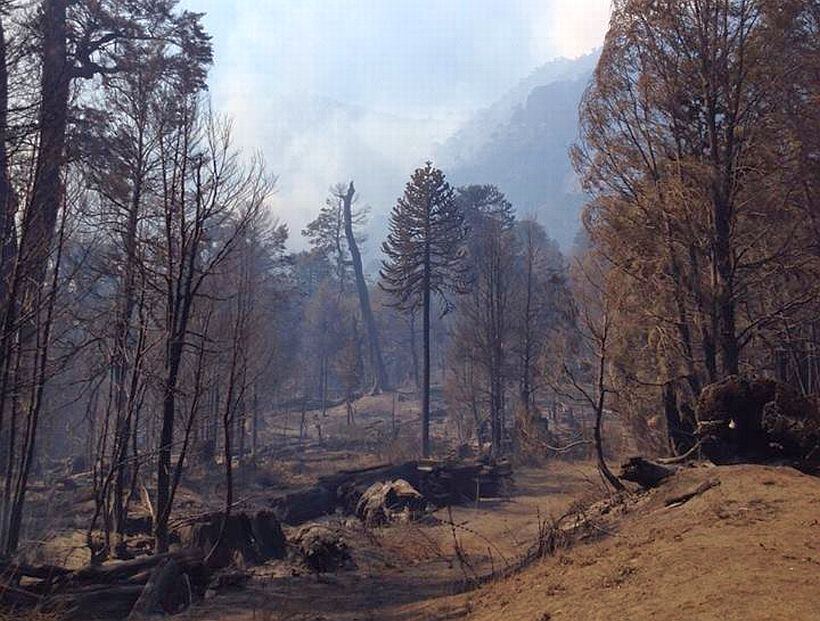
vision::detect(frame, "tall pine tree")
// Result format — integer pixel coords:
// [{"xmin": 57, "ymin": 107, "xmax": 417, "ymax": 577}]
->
[{"xmin": 380, "ymin": 162, "xmax": 467, "ymax": 456}]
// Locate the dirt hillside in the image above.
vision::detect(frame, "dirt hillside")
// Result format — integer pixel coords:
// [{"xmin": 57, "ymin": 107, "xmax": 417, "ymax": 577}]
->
[{"xmin": 449, "ymin": 464, "xmax": 820, "ymax": 621}]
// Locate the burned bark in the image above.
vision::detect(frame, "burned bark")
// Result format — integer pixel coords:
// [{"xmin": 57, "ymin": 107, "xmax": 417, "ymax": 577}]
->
[
  {"xmin": 340, "ymin": 182, "xmax": 390, "ymax": 393},
  {"xmin": 619, "ymin": 457, "xmax": 677, "ymax": 489},
  {"xmin": 695, "ymin": 375, "xmax": 820, "ymax": 468}
]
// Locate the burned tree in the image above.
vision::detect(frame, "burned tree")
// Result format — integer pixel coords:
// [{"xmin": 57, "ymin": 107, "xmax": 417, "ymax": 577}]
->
[
  {"xmin": 451, "ymin": 185, "xmax": 516, "ymax": 457},
  {"xmin": 338, "ymin": 182, "xmax": 390, "ymax": 394},
  {"xmin": 380, "ymin": 162, "xmax": 467, "ymax": 457}
]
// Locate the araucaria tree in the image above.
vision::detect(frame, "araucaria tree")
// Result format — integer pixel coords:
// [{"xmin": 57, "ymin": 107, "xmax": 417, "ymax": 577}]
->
[{"xmin": 380, "ymin": 162, "xmax": 467, "ymax": 457}]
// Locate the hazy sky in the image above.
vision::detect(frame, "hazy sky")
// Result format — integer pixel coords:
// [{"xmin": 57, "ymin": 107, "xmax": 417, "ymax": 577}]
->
[
  {"xmin": 182, "ymin": 1, "xmax": 612, "ymax": 248},
  {"xmin": 190, "ymin": 0, "xmax": 610, "ymax": 118}
]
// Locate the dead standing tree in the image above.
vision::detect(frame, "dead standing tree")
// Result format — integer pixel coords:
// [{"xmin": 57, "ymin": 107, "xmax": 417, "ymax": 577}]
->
[
  {"xmin": 553, "ymin": 255, "xmax": 625, "ymax": 492},
  {"xmin": 0, "ymin": 0, "xmax": 211, "ymax": 557},
  {"xmin": 337, "ymin": 182, "xmax": 390, "ymax": 393},
  {"xmin": 451, "ymin": 185, "xmax": 516, "ymax": 457},
  {"xmin": 79, "ymin": 31, "xmax": 208, "ymax": 561},
  {"xmin": 149, "ymin": 104, "xmax": 271, "ymax": 553}
]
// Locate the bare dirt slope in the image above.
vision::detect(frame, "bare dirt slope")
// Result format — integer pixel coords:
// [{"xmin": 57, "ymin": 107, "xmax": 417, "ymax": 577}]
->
[{"xmin": 446, "ymin": 464, "xmax": 820, "ymax": 621}]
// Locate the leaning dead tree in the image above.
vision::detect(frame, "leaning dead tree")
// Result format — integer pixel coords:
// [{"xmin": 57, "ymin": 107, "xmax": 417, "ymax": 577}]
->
[
  {"xmin": 551, "ymin": 255, "xmax": 625, "ymax": 492},
  {"xmin": 339, "ymin": 181, "xmax": 390, "ymax": 394}
]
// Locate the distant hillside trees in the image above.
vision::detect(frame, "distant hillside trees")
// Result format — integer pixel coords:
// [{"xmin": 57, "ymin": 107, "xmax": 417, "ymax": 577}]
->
[{"xmin": 447, "ymin": 186, "xmax": 570, "ymax": 457}]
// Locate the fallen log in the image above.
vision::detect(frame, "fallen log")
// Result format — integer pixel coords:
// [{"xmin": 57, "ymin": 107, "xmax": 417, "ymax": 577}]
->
[
  {"xmin": 0, "ymin": 583, "xmax": 43, "ymax": 608},
  {"xmin": 664, "ymin": 479, "xmax": 721, "ymax": 508},
  {"xmin": 266, "ymin": 460, "xmax": 514, "ymax": 527},
  {"xmin": 619, "ymin": 457, "xmax": 678, "ymax": 488},
  {"xmin": 55, "ymin": 584, "xmax": 146, "ymax": 620},
  {"xmin": 71, "ymin": 550, "xmax": 203, "ymax": 585},
  {"xmin": 418, "ymin": 460, "xmax": 513, "ymax": 504},
  {"xmin": 656, "ymin": 441, "xmax": 702, "ymax": 465},
  {"xmin": 0, "ymin": 560, "xmax": 72, "ymax": 581},
  {"xmin": 268, "ymin": 485, "xmax": 335, "ymax": 525},
  {"xmin": 0, "ymin": 551, "xmax": 208, "ymax": 620}
]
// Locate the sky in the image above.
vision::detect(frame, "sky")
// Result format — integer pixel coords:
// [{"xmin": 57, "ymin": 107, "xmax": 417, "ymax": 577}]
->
[{"xmin": 182, "ymin": 0, "xmax": 612, "ymax": 248}]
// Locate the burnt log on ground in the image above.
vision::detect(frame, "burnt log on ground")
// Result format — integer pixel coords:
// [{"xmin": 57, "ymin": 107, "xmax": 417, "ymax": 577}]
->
[
  {"xmin": 663, "ymin": 478, "xmax": 721, "ymax": 508},
  {"xmin": 417, "ymin": 460, "xmax": 514, "ymax": 505},
  {"xmin": 619, "ymin": 457, "xmax": 678, "ymax": 488},
  {"xmin": 69, "ymin": 550, "xmax": 206, "ymax": 587},
  {"xmin": 268, "ymin": 485, "xmax": 336, "ymax": 525},
  {"xmin": 330, "ymin": 462, "xmax": 421, "ymax": 516},
  {"xmin": 267, "ymin": 462, "xmax": 420, "ymax": 525},
  {"xmin": 0, "ymin": 551, "xmax": 209, "ymax": 620},
  {"xmin": 58, "ymin": 584, "xmax": 147, "ymax": 620},
  {"xmin": 0, "ymin": 560, "xmax": 72, "ymax": 584},
  {"xmin": 267, "ymin": 460, "xmax": 514, "ymax": 526},
  {"xmin": 695, "ymin": 375, "xmax": 820, "ymax": 469}
]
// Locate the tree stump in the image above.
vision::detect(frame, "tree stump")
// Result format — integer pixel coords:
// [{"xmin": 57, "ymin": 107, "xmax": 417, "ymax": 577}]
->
[
  {"xmin": 177, "ymin": 510, "xmax": 285, "ymax": 569},
  {"xmin": 292, "ymin": 525, "xmax": 354, "ymax": 573},
  {"xmin": 249, "ymin": 510, "xmax": 286, "ymax": 559},
  {"xmin": 695, "ymin": 375, "xmax": 820, "ymax": 468},
  {"xmin": 127, "ymin": 558, "xmax": 190, "ymax": 619}
]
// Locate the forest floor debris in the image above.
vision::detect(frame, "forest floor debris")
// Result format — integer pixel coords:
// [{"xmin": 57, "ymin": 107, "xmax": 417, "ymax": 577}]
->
[
  {"xmin": 161, "ymin": 461, "xmax": 820, "ymax": 621},
  {"xmin": 173, "ymin": 461, "xmax": 602, "ymax": 621}
]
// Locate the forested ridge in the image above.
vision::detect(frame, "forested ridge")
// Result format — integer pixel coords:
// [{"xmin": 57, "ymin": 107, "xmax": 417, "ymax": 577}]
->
[{"xmin": 0, "ymin": 1, "xmax": 817, "ymax": 620}]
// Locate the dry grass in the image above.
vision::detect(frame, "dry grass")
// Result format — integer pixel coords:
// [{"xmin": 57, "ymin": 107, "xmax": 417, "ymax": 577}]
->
[{"xmin": 463, "ymin": 464, "xmax": 820, "ymax": 621}]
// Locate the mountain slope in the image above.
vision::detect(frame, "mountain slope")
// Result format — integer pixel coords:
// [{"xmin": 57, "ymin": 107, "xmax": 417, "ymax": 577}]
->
[{"xmin": 438, "ymin": 52, "xmax": 599, "ymax": 250}]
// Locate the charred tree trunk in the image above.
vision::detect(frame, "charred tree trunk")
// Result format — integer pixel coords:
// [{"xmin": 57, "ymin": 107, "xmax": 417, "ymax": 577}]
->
[
  {"xmin": 112, "ymin": 129, "xmax": 147, "ymax": 558},
  {"xmin": 340, "ymin": 182, "xmax": 389, "ymax": 393},
  {"xmin": 409, "ymin": 311, "xmax": 420, "ymax": 391},
  {"xmin": 0, "ymin": 16, "xmax": 16, "ymax": 305},
  {"xmin": 712, "ymin": 182, "xmax": 739, "ymax": 376},
  {"xmin": 5, "ymin": 204, "xmax": 68, "ymax": 555},
  {"xmin": 662, "ymin": 381, "xmax": 695, "ymax": 456},
  {"xmin": 421, "ymin": 240, "xmax": 431, "ymax": 458},
  {"xmin": 23, "ymin": 0, "xmax": 70, "ymax": 295},
  {"xmin": 594, "ymin": 313, "xmax": 625, "ymax": 493}
]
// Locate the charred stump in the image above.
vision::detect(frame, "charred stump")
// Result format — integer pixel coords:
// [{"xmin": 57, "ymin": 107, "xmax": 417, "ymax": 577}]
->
[
  {"xmin": 292, "ymin": 524, "xmax": 354, "ymax": 573},
  {"xmin": 695, "ymin": 375, "xmax": 820, "ymax": 469},
  {"xmin": 177, "ymin": 510, "xmax": 285, "ymax": 569}
]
